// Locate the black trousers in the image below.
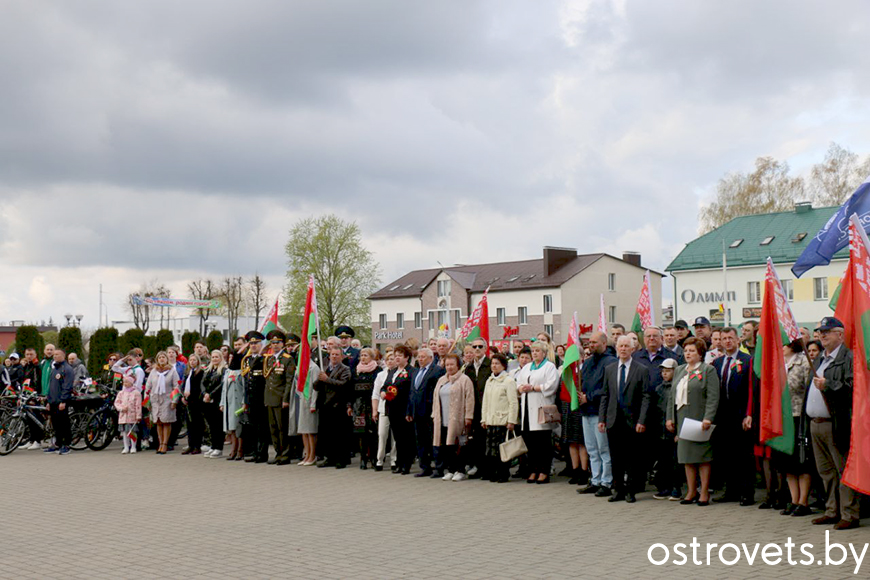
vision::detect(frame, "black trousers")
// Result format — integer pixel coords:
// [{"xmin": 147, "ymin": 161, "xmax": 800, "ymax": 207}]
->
[
  {"xmin": 522, "ymin": 429, "xmax": 552, "ymax": 476},
  {"xmin": 243, "ymin": 403, "xmax": 269, "ymax": 459},
  {"xmin": 267, "ymin": 405, "xmax": 290, "ymax": 461},
  {"xmin": 204, "ymin": 402, "xmax": 224, "ymax": 451},
  {"xmin": 49, "ymin": 404, "xmax": 71, "ymax": 447},
  {"xmin": 413, "ymin": 416, "xmax": 434, "ymax": 470},
  {"xmin": 435, "ymin": 426, "xmax": 464, "ymax": 474},
  {"xmin": 388, "ymin": 410, "xmax": 415, "ymax": 470},
  {"xmin": 186, "ymin": 400, "xmax": 204, "ymax": 450},
  {"xmin": 321, "ymin": 406, "xmax": 351, "ymax": 465},
  {"xmin": 168, "ymin": 404, "xmax": 186, "ymax": 447},
  {"xmin": 608, "ymin": 421, "xmax": 645, "ymax": 494},
  {"xmin": 717, "ymin": 423, "xmax": 756, "ymax": 500},
  {"xmin": 654, "ymin": 434, "xmax": 681, "ymax": 494}
]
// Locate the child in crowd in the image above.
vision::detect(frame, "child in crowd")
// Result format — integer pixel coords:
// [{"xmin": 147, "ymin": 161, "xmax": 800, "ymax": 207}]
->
[
  {"xmin": 114, "ymin": 375, "xmax": 143, "ymax": 454},
  {"xmin": 653, "ymin": 359, "xmax": 682, "ymax": 500}
]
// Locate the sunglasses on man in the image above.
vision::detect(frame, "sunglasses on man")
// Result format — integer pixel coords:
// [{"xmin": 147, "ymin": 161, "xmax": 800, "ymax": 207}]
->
[{"xmin": 472, "ymin": 345, "xmax": 486, "ymax": 350}]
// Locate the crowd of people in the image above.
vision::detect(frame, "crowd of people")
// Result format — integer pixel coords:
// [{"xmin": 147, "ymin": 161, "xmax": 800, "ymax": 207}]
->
[{"xmin": 3, "ymin": 316, "xmax": 862, "ymax": 530}]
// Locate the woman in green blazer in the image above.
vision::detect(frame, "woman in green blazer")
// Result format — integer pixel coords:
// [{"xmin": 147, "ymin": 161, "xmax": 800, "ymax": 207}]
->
[{"xmin": 666, "ymin": 337, "xmax": 719, "ymax": 506}]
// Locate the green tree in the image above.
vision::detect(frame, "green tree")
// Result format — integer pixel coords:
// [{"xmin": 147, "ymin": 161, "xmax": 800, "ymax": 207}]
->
[
  {"xmin": 87, "ymin": 328, "xmax": 119, "ymax": 377},
  {"xmin": 206, "ymin": 330, "xmax": 224, "ymax": 352},
  {"xmin": 14, "ymin": 326, "xmax": 44, "ymax": 355},
  {"xmin": 143, "ymin": 336, "xmax": 158, "ymax": 359},
  {"xmin": 154, "ymin": 329, "xmax": 174, "ymax": 353},
  {"xmin": 58, "ymin": 327, "xmax": 85, "ymax": 360},
  {"xmin": 181, "ymin": 331, "xmax": 202, "ymax": 356},
  {"xmin": 119, "ymin": 328, "xmax": 145, "ymax": 355},
  {"xmin": 700, "ymin": 156, "xmax": 805, "ymax": 233},
  {"xmin": 41, "ymin": 330, "xmax": 58, "ymax": 348},
  {"xmin": 283, "ymin": 214, "xmax": 380, "ymax": 334}
]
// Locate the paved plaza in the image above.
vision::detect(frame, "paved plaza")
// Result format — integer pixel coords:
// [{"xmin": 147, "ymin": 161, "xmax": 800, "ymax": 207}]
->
[{"xmin": 2, "ymin": 442, "xmax": 869, "ymax": 579}]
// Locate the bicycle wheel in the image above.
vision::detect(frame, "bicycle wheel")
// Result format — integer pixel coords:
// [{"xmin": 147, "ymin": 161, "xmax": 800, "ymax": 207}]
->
[
  {"xmin": 69, "ymin": 411, "xmax": 90, "ymax": 451},
  {"xmin": 84, "ymin": 410, "xmax": 116, "ymax": 451},
  {"xmin": 0, "ymin": 416, "xmax": 26, "ymax": 456}
]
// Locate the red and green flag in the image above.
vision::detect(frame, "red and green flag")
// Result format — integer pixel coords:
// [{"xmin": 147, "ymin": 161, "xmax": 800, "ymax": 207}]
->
[
  {"xmin": 259, "ymin": 297, "xmax": 281, "ymax": 336},
  {"xmin": 296, "ymin": 276, "xmax": 319, "ymax": 398},
  {"xmin": 457, "ymin": 287, "xmax": 490, "ymax": 354},
  {"xmin": 630, "ymin": 270, "xmax": 654, "ymax": 334},
  {"xmin": 754, "ymin": 258, "xmax": 801, "ymax": 453},
  {"xmin": 834, "ymin": 214, "xmax": 870, "ymax": 494},
  {"xmin": 562, "ymin": 312, "xmax": 582, "ymax": 411}
]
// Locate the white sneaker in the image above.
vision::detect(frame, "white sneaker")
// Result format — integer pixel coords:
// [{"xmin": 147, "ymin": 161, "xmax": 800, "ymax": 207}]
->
[
  {"xmin": 201, "ymin": 445, "xmax": 212, "ymax": 453},
  {"xmin": 121, "ymin": 448, "xmax": 129, "ymax": 454},
  {"xmin": 466, "ymin": 466, "xmax": 478, "ymax": 476},
  {"xmin": 452, "ymin": 472, "xmax": 467, "ymax": 481},
  {"xmin": 210, "ymin": 450, "xmax": 222, "ymax": 458},
  {"xmin": 442, "ymin": 472, "xmax": 454, "ymax": 481},
  {"xmin": 130, "ymin": 448, "xmax": 137, "ymax": 454}
]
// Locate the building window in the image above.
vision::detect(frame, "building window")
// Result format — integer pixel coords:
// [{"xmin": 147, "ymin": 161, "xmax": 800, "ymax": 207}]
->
[
  {"xmin": 747, "ymin": 281, "xmax": 761, "ymax": 304},
  {"xmin": 396, "ymin": 313, "xmax": 404, "ymax": 329},
  {"xmin": 437, "ymin": 310, "xmax": 448, "ymax": 328},
  {"xmin": 414, "ymin": 312, "xmax": 422, "ymax": 329},
  {"xmin": 781, "ymin": 279, "xmax": 794, "ymax": 302},
  {"xmin": 437, "ymin": 280, "xmax": 451, "ymax": 297},
  {"xmin": 608, "ymin": 306, "xmax": 616, "ymax": 324},
  {"xmin": 518, "ymin": 307, "xmax": 528, "ymax": 325},
  {"xmin": 378, "ymin": 314, "xmax": 387, "ymax": 330},
  {"xmin": 543, "ymin": 294, "xmax": 553, "ymax": 314},
  {"xmin": 496, "ymin": 307, "xmax": 506, "ymax": 326},
  {"xmin": 544, "ymin": 324, "xmax": 554, "ymax": 338},
  {"xmin": 814, "ymin": 277, "xmax": 829, "ymax": 301},
  {"xmin": 607, "ymin": 273, "xmax": 616, "ymax": 291}
]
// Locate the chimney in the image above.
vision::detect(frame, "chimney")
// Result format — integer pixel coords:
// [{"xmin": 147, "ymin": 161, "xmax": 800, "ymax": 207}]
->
[
  {"xmin": 543, "ymin": 246, "xmax": 577, "ymax": 276},
  {"xmin": 795, "ymin": 201, "xmax": 812, "ymax": 214},
  {"xmin": 622, "ymin": 252, "xmax": 641, "ymax": 268}
]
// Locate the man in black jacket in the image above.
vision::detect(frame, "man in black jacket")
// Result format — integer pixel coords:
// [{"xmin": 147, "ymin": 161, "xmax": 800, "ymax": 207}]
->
[
  {"xmin": 803, "ymin": 317, "xmax": 858, "ymax": 530},
  {"xmin": 464, "ymin": 338, "xmax": 491, "ymax": 478},
  {"xmin": 406, "ymin": 347, "xmax": 445, "ymax": 477},
  {"xmin": 599, "ymin": 336, "xmax": 650, "ymax": 503},
  {"xmin": 315, "ymin": 346, "xmax": 352, "ymax": 468},
  {"xmin": 45, "ymin": 348, "xmax": 74, "ymax": 455}
]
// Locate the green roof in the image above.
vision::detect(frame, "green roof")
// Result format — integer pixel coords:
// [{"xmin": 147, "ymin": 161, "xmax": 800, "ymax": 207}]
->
[{"xmin": 667, "ymin": 204, "xmax": 848, "ymax": 272}]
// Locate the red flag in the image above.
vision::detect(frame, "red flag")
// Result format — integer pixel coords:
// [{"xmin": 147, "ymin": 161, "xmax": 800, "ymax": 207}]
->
[
  {"xmin": 836, "ymin": 214, "xmax": 870, "ymax": 494},
  {"xmin": 296, "ymin": 276, "xmax": 317, "ymax": 398},
  {"xmin": 457, "ymin": 288, "xmax": 490, "ymax": 354}
]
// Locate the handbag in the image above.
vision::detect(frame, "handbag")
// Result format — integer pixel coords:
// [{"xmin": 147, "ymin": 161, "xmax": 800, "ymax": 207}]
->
[
  {"xmin": 499, "ymin": 430, "xmax": 528, "ymax": 462},
  {"xmin": 537, "ymin": 404, "xmax": 562, "ymax": 424}
]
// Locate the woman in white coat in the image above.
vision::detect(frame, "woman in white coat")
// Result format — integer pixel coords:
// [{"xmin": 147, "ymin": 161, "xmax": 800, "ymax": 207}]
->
[{"xmin": 515, "ymin": 341, "xmax": 559, "ymax": 484}]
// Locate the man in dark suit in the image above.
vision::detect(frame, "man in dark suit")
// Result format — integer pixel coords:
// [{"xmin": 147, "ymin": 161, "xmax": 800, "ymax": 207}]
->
[
  {"xmin": 406, "ymin": 347, "xmax": 445, "ymax": 477},
  {"xmin": 803, "ymin": 317, "xmax": 857, "ymax": 530},
  {"xmin": 711, "ymin": 326, "xmax": 755, "ymax": 505},
  {"xmin": 599, "ymin": 336, "xmax": 650, "ymax": 503},
  {"xmin": 464, "ymin": 338, "xmax": 491, "ymax": 478},
  {"xmin": 314, "ymin": 346, "xmax": 352, "ymax": 468}
]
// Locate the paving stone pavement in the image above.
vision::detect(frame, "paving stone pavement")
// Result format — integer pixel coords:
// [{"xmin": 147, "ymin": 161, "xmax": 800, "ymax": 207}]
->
[{"xmin": 2, "ymin": 442, "xmax": 869, "ymax": 579}]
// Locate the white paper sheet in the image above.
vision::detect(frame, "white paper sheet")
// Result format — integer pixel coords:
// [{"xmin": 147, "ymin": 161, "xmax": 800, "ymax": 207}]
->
[{"xmin": 678, "ymin": 418, "xmax": 715, "ymax": 442}]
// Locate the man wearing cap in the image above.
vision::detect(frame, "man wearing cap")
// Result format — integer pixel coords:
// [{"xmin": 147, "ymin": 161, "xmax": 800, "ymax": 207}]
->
[
  {"xmin": 336, "ymin": 326, "xmax": 360, "ymax": 368},
  {"xmin": 692, "ymin": 317, "xmax": 713, "ymax": 348},
  {"xmin": 6, "ymin": 353, "xmax": 23, "ymax": 389},
  {"xmin": 803, "ymin": 317, "xmax": 858, "ymax": 530},
  {"xmin": 241, "ymin": 331, "xmax": 270, "ymax": 463},
  {"xmin": 674, "ymin": 320, "xmax": 692, "ymax": 347},
  {"xmin": 711, "ymin": 326, "xmax": 756, "ymax": 506},
  {"xmin": 263, "ymin": 330, "xmax": 296, "ymax": 465}
]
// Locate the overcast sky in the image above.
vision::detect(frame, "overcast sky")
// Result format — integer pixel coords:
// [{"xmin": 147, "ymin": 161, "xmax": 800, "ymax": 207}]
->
[{"xmin": 2, "ymin": 0, "xmax": 870, "ymax": 329}]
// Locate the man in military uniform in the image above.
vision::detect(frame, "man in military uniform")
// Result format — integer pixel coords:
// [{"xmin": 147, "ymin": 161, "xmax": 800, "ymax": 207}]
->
[
  {"xmin": 336, "ymin": 325, "xmax": 360, "ymax": 369},
  {"xmin": 241, "ymin": 331, "xmax": 269, "ymax": 463},
  {"xmin": 263, "ymin": 330, "xmax": 296, "ymax": 465}
]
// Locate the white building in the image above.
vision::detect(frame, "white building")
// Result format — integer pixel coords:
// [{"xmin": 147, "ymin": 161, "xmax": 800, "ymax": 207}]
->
[
  {"xmin": 667, "ymin": 202, "xmax": 845, "ymax": 328},
  {"xmin": 368, "ymin": 247, "xmax": 663, "ymax": 350}
]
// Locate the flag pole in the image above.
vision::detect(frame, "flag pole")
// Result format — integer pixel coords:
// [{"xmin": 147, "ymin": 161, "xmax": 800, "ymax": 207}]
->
[
  {"xmin": 313, "ymin": 279, "xmax": 324, "ymax": 371},
  {"xmin": 723, "ymin": 240, "xmax": 730, "ymax": 327}
]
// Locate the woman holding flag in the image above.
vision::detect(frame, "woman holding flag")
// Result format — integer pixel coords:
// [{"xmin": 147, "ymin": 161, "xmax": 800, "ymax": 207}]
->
[{"xmin": 776, "ymin": 338, "xmax": 813, "ymax": 517}]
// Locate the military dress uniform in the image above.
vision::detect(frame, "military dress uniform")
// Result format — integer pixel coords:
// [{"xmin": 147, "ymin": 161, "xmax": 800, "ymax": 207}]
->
[
  {"xmin": 241, "ymin": 332, "xmax": 269, "ymax": 463},
  {"xmin": 263, "ymin": 332, "xmax": 296, "ymax": 465}
]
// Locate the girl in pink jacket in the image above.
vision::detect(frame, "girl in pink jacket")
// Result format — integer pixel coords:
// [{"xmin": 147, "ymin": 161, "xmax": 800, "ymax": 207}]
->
[{"xmin": 114, "ymin": 376, "xmax": 143, "ymax": 454}]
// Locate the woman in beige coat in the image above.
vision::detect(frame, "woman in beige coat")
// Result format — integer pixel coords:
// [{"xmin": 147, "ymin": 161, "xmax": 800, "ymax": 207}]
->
[
  {"xmin": 432, "ymin": 354, "xmax": 475, "ymax": 481},
  {"xmin": 481, "ymin": 353, "xmax": 519, "ymax": 483}
]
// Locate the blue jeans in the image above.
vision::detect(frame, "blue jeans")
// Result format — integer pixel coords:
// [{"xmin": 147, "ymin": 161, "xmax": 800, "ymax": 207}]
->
[{"xmin": 581, "ymin": 415, "xmax": 612, "ymax": 488}]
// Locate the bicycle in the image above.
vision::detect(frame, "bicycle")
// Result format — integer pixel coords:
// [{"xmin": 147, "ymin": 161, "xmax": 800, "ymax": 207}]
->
[
  {"xmin": 84, "ymin": 389, "xmax": 119, "ymax": 451},
  {"xmin": 0, "ymin": 393, "xmax": 53, "ymax": 456}
]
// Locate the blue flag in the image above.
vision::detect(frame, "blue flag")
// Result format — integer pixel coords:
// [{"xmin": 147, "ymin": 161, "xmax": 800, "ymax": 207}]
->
[{"xmin": 792, "ymin": 178, "xmax": 870, "ymax": 278}]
